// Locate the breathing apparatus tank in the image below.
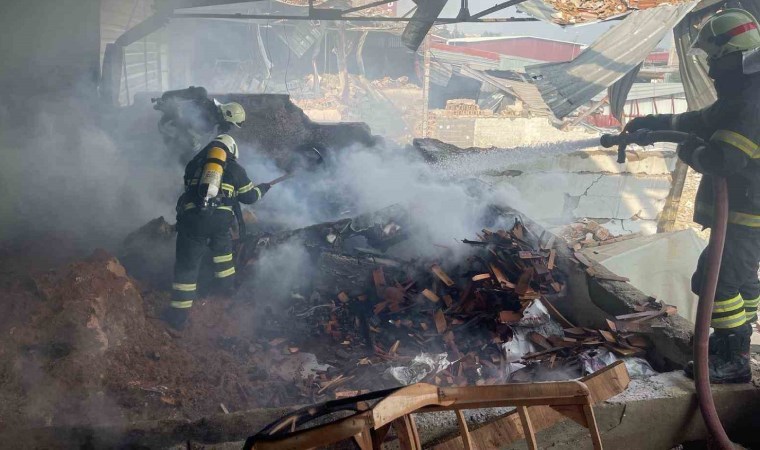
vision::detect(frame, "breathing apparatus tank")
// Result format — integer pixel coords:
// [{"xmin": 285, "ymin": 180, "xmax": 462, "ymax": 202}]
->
[
  {"xmin": 196, "ymin": 135, "xmax": 238, "ymax": 211},
  {"xmin": 198, "ymin": 146, "xmax": 227, "ymax": 207}
]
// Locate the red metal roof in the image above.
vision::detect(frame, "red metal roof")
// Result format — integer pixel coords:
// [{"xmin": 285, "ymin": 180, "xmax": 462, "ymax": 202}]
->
[{"xmin": 430, "ymin": 43, "xmax": 501, "ymax": 61}]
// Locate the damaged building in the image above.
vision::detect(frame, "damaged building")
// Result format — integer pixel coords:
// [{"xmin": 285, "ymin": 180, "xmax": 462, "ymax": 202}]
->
[{"xmin": 2, "ymin": 0, "xmax": 760, "ymax": 449}]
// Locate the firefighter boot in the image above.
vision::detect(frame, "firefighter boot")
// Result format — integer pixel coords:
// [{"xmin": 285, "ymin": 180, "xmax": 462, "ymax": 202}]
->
[
  {"xmin": 162, "ymin": 307, "xmax": 190, "ymax": 331},
  {"xmin": 684, "ymin": 323, "xmax": 752, "ymax": 383}
]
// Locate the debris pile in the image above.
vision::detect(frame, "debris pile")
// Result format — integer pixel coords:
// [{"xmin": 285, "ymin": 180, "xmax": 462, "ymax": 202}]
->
[
  {"xmin": 253, "ymin": 213, "xmax": 667, "ymax": 401},
  {"xmin": 543, "ymin": 0, "xmax": 692, "ymax": 24},
  {"xmin": 0, "ymin": 247, "xmax": 281, "ymax": 427},
  {"xmin": 370, "ymin": 76, "xmax": 414, "ymax": 89},
  {"xmin": 0, "ymin": 205, "xmax": 674, "ymax": 424},
  {"xmin": 558, "ymin": 218, "xmax": 639, "ymax": 250},
  {"xmin": 442, "ymin": 99, "xmax": 493, "ymax": 117}
]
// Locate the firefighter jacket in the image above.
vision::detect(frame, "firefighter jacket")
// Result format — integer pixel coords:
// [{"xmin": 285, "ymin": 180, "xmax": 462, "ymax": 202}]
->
[
  {"xmin": 178, "ymin": 144, "xmax": 266, "ymax": 218},
  {"xmin": 669, "ymin": 70, "xmax": 760, "ymax": 229}
]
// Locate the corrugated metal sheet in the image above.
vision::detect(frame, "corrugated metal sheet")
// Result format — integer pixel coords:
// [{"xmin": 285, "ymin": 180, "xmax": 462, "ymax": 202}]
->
[
  {"xmin": 674, "ymin": 8, "xmax": 717, "ymax": 110},
  {"xmin": 526, "ymin": 3, "xmax": 696, "ymax": 119},
  {"xmin": 608, "ymin": 63, "xmax": 641, "ymax": 122},
  {"xmin": 101, "ymin": 0, "xmax": 155, "ymax": 62},
  {"xmin": 593, "ymin": 83, "xmax": 686, "ymax": 102},
  {"xmin": 458, "ymin": 66, "xmax": 552, "ymax": 117},
  {"xmin": 430, "ymin": 61, "xmax": 453, "ymax": 86},
  {"xmin": 276, "ymin": 21, "xmax": 324, "ymax": 58},
  {"xmin": 498, "ymin": 55, "xmax": 543, "ymax": 71},
  {"xmin": 446, "ymin": 36, "xmax": 586, "ymax": 46},
  {"xmin": 430, "ymin": 47, "xmax": 501, "ymax": 71},
  {"xmin": 101, "ymin": 0, "xmax": 165, "ymax": 105}
]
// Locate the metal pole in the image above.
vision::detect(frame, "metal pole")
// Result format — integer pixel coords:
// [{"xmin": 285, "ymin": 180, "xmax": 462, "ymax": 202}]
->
[
  {"xmin": 421, "ymin": 34, "xmax": 431, "ymax": 139},
  {"xmin": 170, "ymin": 12, "xmax": 538, "ymax": 22}
]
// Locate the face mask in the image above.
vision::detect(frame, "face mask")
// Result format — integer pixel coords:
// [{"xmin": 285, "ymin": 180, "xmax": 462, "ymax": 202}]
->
[
  {"xmin": 743, "ymin": 48, "xmax": 760, "ymax": 74},
  {"xmin": 708, "ymin": 51, "xmax": 744, "ymax": 79}
]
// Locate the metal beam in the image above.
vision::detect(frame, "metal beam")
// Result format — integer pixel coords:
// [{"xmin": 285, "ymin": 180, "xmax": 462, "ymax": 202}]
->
[
  {"xmin": 168, "ymin": 0, "xmax": 267, "ymax": 8},
  {"xmin": 115, "ymin": 12, "xmax": 172, "ymax": 47},
  {"xmin": 169, "ymin": 12, "xmax": 538, "ymax": 22},
  {"xmin": 469, "ymin": 0, "xmax": 529, "ymax": 20}
]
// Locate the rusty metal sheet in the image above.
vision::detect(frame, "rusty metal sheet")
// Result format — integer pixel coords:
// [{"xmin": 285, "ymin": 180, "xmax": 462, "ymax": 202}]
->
[{"xmin": 526, "ymin": 3, "xmax": 696, "ymax": 118}]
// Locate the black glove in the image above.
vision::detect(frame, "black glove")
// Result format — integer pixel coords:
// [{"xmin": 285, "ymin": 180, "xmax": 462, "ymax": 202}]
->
[
  {"xmin": 678, "ymin": 144, "xmax": 708, "ymax": 174},
  {"xmin": 257, "ymin": 182, "xmax": 271, "ymax": 196},
  {"xmin": 624, "ymin": 114, "xmax": 672, "ymax": 133}
]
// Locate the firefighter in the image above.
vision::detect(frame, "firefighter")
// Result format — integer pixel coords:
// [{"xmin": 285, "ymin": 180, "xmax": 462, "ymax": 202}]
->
[
  {"xmin": 163, "ymin": 134, "xmax": 270, "ymax": 330},
  {"xmin": 624, "ymin": 9, "xmax": 760, "ymax": 383},
  {"xmin": 153, "ymin": 86, "xmax": 246, "ymax": 160}
]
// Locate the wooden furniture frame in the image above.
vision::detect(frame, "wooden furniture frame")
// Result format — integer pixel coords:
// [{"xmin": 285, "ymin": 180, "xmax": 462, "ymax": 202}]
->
[{"xmin": 245, "ymin": 361, "xmax": 630, "ymax": 450}]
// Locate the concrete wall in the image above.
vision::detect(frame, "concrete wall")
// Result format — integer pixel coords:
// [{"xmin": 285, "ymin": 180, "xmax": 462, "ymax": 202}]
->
[
  {"xmin": 486, "ymin": 149, "xmax": 677, "ymax": 235},
  {"xmin": 429, "ymin": 116, "xmax": 593, "ymax": 148},
  {"xmin": 473, "ymin": 117, "xmax": 592, "ymax": 148}
]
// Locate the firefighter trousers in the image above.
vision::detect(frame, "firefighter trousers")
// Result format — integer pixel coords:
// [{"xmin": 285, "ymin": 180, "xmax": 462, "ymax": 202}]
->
[
  {"xmin": 171, "ymin": 209, "xmax": 236, "ymax": 310},
  {"xmin": 692, "ymin": 225, "xmax": 760, "ymax": 330}
]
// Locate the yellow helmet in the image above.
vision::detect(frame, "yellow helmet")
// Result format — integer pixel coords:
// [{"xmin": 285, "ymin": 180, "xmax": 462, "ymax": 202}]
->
[
  {"xmin": 217, "ymin": 101, "xmax": 246, "ymax": 128},
  {"xmin": 691, "ymin": 9, "xmax": 760, "ymax": 62},
  {"xmin": 214, "ymin": 134, "xmax": 239, "ymax": 159}
]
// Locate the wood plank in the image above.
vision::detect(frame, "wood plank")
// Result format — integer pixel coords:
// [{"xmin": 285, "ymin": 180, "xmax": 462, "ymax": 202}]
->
[
  {"xmin": 516, "ymin": 268, "xmax": 534, "ymax": 295},
  {"xmin": 423, "ymin": 289, "xmax": 440, "ymax": 303},
  {"xmin": 394, "ymin": 415, "xmax": 422, "ymax": 450},
  {"xmin": 434, "ymin": 310, "xmax": 447, "ymax": 334},
  {"xmin": 573, "ymin": 252, "xmax": 594, "ymax": 267},
  {"xmin": 431, "ymin": 361, "xmax": 630, "ymax": 450},
  {"xmin": 371, "ymin": 424, "xmax": 391, "ymax": 447},
  {"xmin": 517, "ymin": 406, "xmax": 538, "ymax": 450},
  {"xmin": 472, "ymin": 273, "xmax": 492, "ymax": 282},
  {"xmin": 431, "ymin": 264, "xmax": 455, "ymax": 287},
  {"xmin": 455, "ymin": 410, "xmax": 473, "ymax": 450},
  {"xmin": 547, "ymin": 249, "xmax": 557, "ymax": 270},
  {"xmin": 598, "ymin": 330, "xmax": 616, "ymax": 344},
  {"xmin": 490, "ymin": 264, "xmax": 515, "ymax": 289},
  {"xmin": 528, "ymin": 332, "xmax": 553, "ymax": 350},
  {"xmin": 352, "ymin": 428, "xmax": 373, "ymax": 450},
  {"xmin": 584, "ymin": 404, "xmax": 604, "ymax": 450}
]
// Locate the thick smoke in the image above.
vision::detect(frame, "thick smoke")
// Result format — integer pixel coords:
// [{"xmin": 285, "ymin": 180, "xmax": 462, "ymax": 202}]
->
[
  {"xmin": 0, "ymin": 91, "xmax": 180, "ymax": 249},
  {"xmin": 241, "ymin": 142, "xmax": 530, "ymax": 258}
]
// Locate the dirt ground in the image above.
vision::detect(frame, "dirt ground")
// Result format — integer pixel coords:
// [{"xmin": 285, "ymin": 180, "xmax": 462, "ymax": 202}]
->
[{"xmin": 0, "ymin": 238, "xmax": 307, "ymax": 431}]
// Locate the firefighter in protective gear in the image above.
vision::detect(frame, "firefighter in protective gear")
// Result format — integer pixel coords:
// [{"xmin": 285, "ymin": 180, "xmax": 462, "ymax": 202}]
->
[
  {"xmin": 625, "ymin": 8, "xmax": 760, "ymax": 383},
  {"xmin": 153, "ymin": 86, "xmax": 246, "ymax": 160},
  {"xmin": 163, "ymin": 134, "xmax": 271, "ymax": 330}
]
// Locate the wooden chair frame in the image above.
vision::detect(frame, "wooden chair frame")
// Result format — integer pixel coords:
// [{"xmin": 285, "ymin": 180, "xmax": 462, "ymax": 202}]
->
[{"xmin": 246, "ymin": 361, "xmax": 631, "ymax": 450}]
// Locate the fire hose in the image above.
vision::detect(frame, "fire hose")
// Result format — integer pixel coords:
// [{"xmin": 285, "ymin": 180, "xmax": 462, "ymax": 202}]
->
[{"xmin": 601, "ymin": 130, "xmax": 734, "ymax": 449}]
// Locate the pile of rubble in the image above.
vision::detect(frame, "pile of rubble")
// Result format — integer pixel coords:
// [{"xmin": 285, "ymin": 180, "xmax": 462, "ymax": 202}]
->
[
  {"xmin": 0, "ymin": 203, "xmax": 675, "ymax": 425},
  {"xmin": 558, "ymin": 218, "xmax": 640, "ymax": 250},
  {"xmin": 543, "ymin": 0, "xmax": 692, "ymax": 24},
  {"xmin": 441, "ymin": 99, "xmax": 494, "ymax": 117},
  {"xmin": 246, "ymin": 210, "xmax": 670, "ymax": 402},
  {"xmin": 370, "ymin": 76, "xmax": 415, "ymax": 89}
]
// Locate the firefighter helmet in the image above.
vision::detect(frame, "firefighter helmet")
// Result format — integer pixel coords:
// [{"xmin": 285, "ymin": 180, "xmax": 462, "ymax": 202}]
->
[
  {"xmin": 690, "ymin": 9, "xmax": 760, "ymax": 62},
  {"xmin": 214, "ymin": 134, "xmax": 239, "ymax": 159},
  {"xmin": 217, "ymin": 101, "xmax": 246, "ymax": 128}
]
